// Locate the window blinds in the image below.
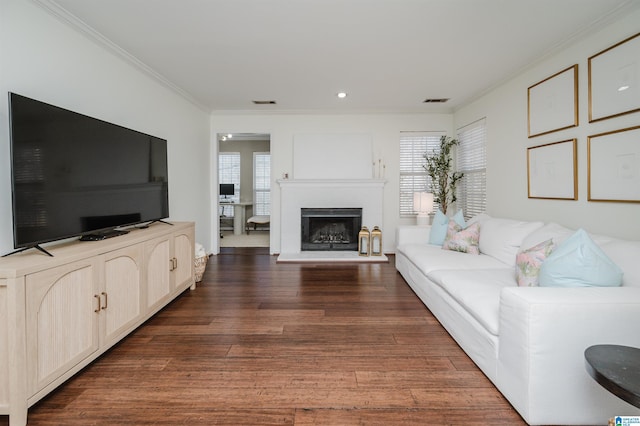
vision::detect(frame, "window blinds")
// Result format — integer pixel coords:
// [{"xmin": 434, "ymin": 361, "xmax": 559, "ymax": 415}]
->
[
  {"xmin": 253, "ymin": 153, "xmax": 271, "ymax": 216},
  {"xmin": 399, "ymin": 132, "xmax": 444, "ymax": 217},
  {"xmin": 218, "ymin": 152, "xmax": 240, "ymax": 217},
  {"xmin": 456, "ymin": 119, "xmax": 487, "ymax": 219}
]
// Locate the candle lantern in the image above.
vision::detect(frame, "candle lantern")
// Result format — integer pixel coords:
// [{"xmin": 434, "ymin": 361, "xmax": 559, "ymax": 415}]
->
[
  {"xmin": 358, "ymin": 226, "xmax": 370, "ymax": 256},
  {"xmin": 370, "ymin": 226, "xmax": 383, "ymax": 256}
]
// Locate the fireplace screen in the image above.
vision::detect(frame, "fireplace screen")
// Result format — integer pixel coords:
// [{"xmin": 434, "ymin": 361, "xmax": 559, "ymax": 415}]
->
[{"xmin": 301, "ymin": 208, "xmax": 362, "ymax": 251}]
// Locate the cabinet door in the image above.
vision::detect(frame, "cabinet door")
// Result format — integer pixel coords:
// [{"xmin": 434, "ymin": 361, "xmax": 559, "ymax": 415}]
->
[
  {"xmin": 102, "ymin": 245, "xmax": 143, "ymax": 346},
  {"xmin": 145, "ymin": 236, "xmax": 171, "ymax": 310},
  {"xmin": 25, "ymin": 260, "xmax": 99, "ymax": 396},
  {"xmin": 172, "ymin": 231, "xmax": 194, "ymax": 291}
]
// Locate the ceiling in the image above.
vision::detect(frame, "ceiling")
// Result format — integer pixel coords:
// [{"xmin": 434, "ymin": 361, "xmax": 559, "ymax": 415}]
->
[{"xmin": 41, "ymin": 0, "xmax": 638, "ymax": 114}]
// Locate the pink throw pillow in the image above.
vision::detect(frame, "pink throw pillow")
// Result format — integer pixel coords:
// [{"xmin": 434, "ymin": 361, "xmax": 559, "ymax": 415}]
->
[
  {"xmin": 442, "ymin": 221, "xmax": 480, "ymax": 255},
  {"xmin": 515, "ymin": 239, "xmax": 555, "ymax": 286}
]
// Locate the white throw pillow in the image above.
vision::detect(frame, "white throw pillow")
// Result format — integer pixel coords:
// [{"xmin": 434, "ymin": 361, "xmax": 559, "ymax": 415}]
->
[
  {"xmin": 479, "ymin": 218, "xmax": 544, "ymax": 266},
  {"xmin": 520, "ymin": 222, "xmax": 573, "ymax": 252},
  {"xmin": 466, "ymin": 213, "xmax": 491, "ymax": 226}
]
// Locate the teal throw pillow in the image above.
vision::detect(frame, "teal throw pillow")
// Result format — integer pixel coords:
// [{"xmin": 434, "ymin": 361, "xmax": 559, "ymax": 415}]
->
[
  {"xmin": 429, "ymin": 209, "xmax": 465, "ymax": 246},
  {"xmin": 539, "ymin": 229, "xmax": 623, "ymax": 287}
]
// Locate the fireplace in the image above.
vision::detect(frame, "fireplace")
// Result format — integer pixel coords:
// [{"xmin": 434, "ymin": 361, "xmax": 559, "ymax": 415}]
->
[
  {"xmin": 278, "ymin": 179, "xmax": 384, "ymax": 257},
  {"xmin": 301, "ymin": 208, "xmax": 362, "ymax": 251}
]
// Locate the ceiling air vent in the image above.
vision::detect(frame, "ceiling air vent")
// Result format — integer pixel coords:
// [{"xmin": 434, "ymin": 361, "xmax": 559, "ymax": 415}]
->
[
  {"xmin": 423, "ymin": 98, "xmax": 449, "ymax": 103},
  {"xmin": 252, "ymin": 100, "xmax": 277, "ymax": 105}
]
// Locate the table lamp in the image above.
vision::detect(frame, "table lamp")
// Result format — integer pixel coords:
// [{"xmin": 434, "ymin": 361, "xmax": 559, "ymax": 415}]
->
[{"xmin": 413, "ymin": 192, "xmax": 434, "ymax": 226}]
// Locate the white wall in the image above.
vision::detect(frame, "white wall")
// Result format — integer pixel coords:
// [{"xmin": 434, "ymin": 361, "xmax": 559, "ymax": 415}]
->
[
  {"xmin": 211, "ymin": 113, "xmax": 453, "ymax": 254},
  {"xmin": 454, "ymin": 9, "xmax": 640, "ymax": 240},
  {"xmin": 0, "ymin": 0, "xmax": 212, "ymax": 254}
]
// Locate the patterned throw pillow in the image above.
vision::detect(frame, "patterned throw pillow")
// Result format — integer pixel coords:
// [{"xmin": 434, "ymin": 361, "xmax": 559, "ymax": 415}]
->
[
  {"xmin": 442, "ymin": 221, "xmax": 480, "ymax": 255},
  {"xmin": 515, "ymin": 239, "xmax": 555, "ymax": 287}
]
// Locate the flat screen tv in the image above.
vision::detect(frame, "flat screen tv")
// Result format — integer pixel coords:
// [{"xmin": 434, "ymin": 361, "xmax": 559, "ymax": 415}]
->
[{"xmin": 7, "ymin": 92, "xmax": 169, "ymax": 256}]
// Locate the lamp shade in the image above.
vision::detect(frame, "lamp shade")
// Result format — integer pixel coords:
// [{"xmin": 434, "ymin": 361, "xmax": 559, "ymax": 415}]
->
[{"xmin": 413, "ymin": 192, "xmax": 434, "ymax": 214}]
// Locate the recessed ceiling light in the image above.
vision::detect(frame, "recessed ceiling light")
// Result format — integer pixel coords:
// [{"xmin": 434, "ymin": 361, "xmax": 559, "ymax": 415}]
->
[{"xmin": 337, "ymin": 92, "xmax": 348, "ymax": 99}]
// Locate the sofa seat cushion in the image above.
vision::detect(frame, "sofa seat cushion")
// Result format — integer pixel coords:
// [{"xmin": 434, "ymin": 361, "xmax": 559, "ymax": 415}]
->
[
  {"xmin": 397, "ymin": 243, "xmax": 508, "ymax": 276},
  {"xmin": 427, "ymin": 268, "xmax": 516, "ymax": 336}
]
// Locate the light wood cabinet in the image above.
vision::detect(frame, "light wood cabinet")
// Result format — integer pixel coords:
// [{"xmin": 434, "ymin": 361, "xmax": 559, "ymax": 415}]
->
[
  {"xmin": 0, "ymin": 222, "xmax": 195, "ymax": 426},
  {"xmin": 172, "ymin": 230, "xmax": 194, "ymax": 291},
  {"xmin": 145, "ymin": 236, "xmax": 172, "ymax": 310},
  {"xmin": 25, "ymin": 259, "xmax": 100, "ymax": 397},
  {"xmin": 102, "ymin": 244, "xmax": 144, "ymax": 346}
]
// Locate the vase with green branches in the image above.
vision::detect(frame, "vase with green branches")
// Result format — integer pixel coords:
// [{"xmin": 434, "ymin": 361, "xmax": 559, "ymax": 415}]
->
[{"xmin": 423, "ymin": 135, "xmax": 464, "ymax": 215}]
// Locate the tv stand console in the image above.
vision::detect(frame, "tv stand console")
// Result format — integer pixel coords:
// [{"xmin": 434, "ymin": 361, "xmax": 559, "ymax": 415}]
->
[{"xmin": 0, "ymin": 221, "xmax": 195, "ymax": 426}]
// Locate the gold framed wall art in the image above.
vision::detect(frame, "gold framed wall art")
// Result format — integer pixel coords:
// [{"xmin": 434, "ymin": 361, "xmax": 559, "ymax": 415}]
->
[
  {"xmin": 527, "ymin": 139, "xmax": 577, "ymax": 200},
  {"xmin": 528, "ymin": 65, "xmax": 578, "ymax": 138},
  {"xmin": 588, "ymin": 125, "xmax": 640, "ymax": 203},
  {"xmin": 588, "ymin": 32, "xmax": 640, "ymax": 123}
]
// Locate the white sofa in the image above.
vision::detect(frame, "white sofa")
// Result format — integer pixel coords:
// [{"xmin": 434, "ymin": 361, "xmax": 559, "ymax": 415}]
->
[{"xmin": 395, "ymin": 216, "xmax": 640, "ymax": 425}]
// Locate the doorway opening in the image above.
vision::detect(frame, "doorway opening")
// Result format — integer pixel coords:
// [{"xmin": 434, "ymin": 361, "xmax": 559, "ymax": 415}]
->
[{"xmin": 217, "ymin": 133, "xmax": 271, "ymax": 248}]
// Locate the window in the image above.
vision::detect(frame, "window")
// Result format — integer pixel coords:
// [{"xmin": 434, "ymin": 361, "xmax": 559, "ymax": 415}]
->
[
  {"xmin": 218, "ymin": 152, "xmax": 240, "ymax": 217},
  {"xmin": 253, "ymin": 152, "xmax": 271, "ymax": 216},
  {"xmin": 456, "ymin": 118, "xmax": 487, "ymax": 219},
  {"xmin": 399, "ymin": 132, "xmax": 444, "ymax": 217}
]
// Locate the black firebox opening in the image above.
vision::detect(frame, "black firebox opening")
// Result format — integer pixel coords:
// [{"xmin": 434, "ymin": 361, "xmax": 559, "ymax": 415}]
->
[{"xmin": 301, "ymin": 208, "xmax": 362, "ymax": 251}]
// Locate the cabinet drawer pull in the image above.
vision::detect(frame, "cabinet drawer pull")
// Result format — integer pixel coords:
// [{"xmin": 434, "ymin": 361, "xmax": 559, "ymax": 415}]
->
[
  {"xmin": 101, "ymin": 292, "xmax": 108, "ymax": 310},
  {"xmin": 94, "ymin": 294, "xmax": 101, "ymax": 313},
  {"xmin": 169, "ymin": 258, "xmax": 174, "ymax": 271}
]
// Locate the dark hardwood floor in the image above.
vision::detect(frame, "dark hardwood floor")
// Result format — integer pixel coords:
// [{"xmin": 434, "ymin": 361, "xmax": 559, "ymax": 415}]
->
[{"xmin": 2, "ymin": 248, "xmax": 526, "ymax": 425}]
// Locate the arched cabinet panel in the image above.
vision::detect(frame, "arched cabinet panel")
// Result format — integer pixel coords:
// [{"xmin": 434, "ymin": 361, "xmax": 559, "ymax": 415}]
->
[
  {"xmin": 145, "ymin": 237, "xmax": 171, "ymax": 310},
  {"xmin": 103, "ymin": 245, "xmax": 143, "ymax": 346},
  {"xmin": 26, "ymin": 262, "xmax": 98, "ymax": 396}
]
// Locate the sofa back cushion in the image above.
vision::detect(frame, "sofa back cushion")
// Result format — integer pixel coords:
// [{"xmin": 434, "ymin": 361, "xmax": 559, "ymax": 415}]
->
[
  {"xmin": 520, "ymin": 222, "xmax": 573, "ymax": 249},
  {"xmin": 479, "ymin": 218, "xmax": 544, "ymax": 266},
  {"xmin": 595, "ymin": 236, "xmax": 640, "ymax": 288}
]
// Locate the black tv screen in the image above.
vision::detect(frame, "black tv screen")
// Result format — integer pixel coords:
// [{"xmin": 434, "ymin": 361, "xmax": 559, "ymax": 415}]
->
[{"xmin": 8, "ymin": 92, "xmax": 169, "ymax": 250}]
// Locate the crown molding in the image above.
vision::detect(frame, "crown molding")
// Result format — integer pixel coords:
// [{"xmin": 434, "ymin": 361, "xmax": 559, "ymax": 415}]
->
[{"xmin": 31, "ymin": 0, "xmax": 210, "ymax": 114}]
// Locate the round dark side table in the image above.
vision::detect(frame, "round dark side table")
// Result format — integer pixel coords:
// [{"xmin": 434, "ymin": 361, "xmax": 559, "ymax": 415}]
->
[{"xmin": 585, "ymin": 344, "xmax": 640, "ymax": 409}]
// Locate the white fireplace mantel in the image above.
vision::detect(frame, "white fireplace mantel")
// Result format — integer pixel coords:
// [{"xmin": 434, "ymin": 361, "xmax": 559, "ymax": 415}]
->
[
  {"xmin": 277, "ymin": 178, "xmax": 386, "ymax": 189},
  {"xmin": 278, "ymin": 178, "xmax": 386, "ymax": 256}
]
